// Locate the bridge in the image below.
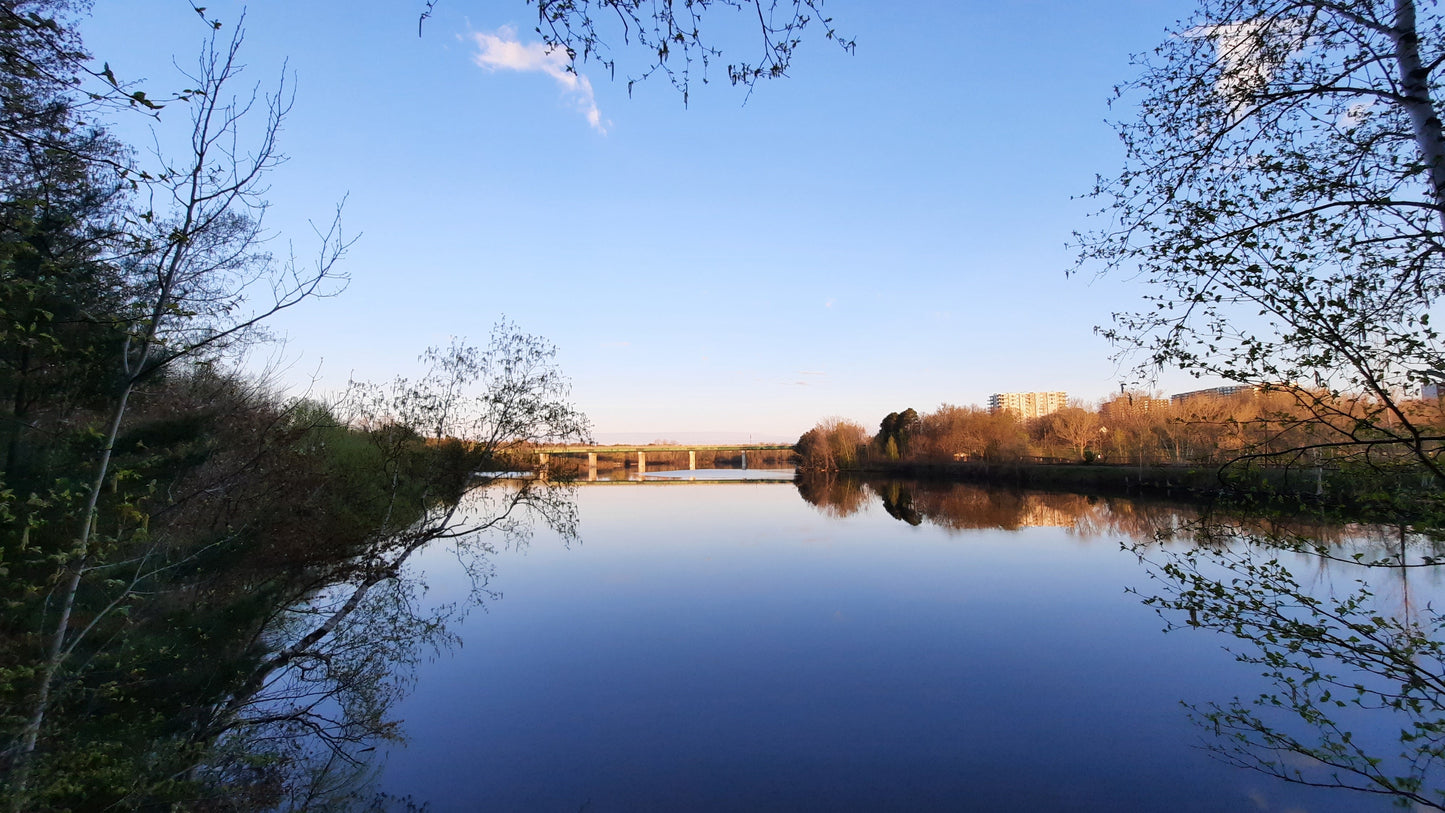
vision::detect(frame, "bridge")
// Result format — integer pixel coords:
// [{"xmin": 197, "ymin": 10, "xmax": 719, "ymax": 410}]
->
[{"xmin": 533, "ymin": 443, "xmax": 796, "ymax": 481}]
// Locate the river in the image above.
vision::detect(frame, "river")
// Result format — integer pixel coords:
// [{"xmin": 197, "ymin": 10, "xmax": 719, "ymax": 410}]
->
[{"xmin": 372, "ymin": 473, "xmax": 1444, "ymax": 811}]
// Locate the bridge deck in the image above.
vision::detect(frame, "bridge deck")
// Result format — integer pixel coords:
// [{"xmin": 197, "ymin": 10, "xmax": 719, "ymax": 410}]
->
[{"xmin": 534, "ymin": 443, "xmax": 794, "ymax": 454}]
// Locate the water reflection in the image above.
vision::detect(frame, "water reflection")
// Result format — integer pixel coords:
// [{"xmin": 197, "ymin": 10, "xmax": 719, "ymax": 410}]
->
[
  {"xmin": 795, "ymin": 473, "xmax": 1190, "ymax": 538},
  {"xmin": 796, "ymin": 473, "xmax": 1436, "ymax": 555},
  {"xmin": 793, "ymin": 471, "xmax": 870, "ymax": 518},
  {"xmin": 1128, "ymin": 521, "xmax": 1445, "ymax": 810},
  {"xmin": 154, "ymin": 481, "xmax": 573, "ymax": 811},
  {"xmin": 795, "ymin": 474, "xmax": 1445, "ymax": 809},
  {"xmin": 207, "ymin": 571, "xmax": 456, "ymax": 811},
  {"xmin": 638, "ymin": 468, "xmax": 797, "ymax": 482},
  {"xmin": 368, "ymin": 479, "xmax": 1445, "ymax": 811}
]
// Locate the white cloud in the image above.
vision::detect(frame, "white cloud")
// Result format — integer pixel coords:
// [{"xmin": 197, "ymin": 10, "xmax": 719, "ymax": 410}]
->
[
  {"xmin": 1338, "ymin": 99, "xmax": 1374, "ymax": 131},
  {"xmin": 1187, "ymin": 19, "xmax": 1304, "ymax": 118},
  {"xmin": 469, "ymin": 27, "xmax": 608, "ymax": 133}
]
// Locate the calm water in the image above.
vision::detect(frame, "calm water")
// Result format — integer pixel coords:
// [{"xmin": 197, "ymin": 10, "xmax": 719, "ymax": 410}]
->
[{"xmin": 375, "ymin": 477, "xmax": 1439, "ymax": 811}]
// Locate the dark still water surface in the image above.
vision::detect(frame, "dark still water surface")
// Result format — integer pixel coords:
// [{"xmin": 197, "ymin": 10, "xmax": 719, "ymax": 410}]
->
[{"xmin": 377, "ymin": 479, "xmax": 1434, "ymax": 812}]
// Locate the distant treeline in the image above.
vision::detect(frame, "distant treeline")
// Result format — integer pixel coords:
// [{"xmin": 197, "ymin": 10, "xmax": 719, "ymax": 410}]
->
[{"xmin": 794, "ymin": 390, "xmax": 1445, "ymax": 511}]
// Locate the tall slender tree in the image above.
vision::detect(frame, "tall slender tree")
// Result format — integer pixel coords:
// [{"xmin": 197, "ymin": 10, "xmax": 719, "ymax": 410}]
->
[{"xmin": 7, "ymin": 17, "xmax": 348, "ymax": 802}]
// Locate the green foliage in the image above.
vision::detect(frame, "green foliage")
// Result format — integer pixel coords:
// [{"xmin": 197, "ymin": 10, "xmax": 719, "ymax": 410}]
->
[
  {"xmin": 0, "ymin": 4, "xmax": 582, "ymax": 806},
  {"xmin": 1079, "ymin": 0, "xmax": 1445, "ymax": 482},
  {"xmin": 0, "ymin": 345, "xmax": 584, "ymax": 808},
  {"xmin": 1084, "ymin": 17, "xmax": 1445, "ymax": 801},
  {"xmin": 877, "ymin": 408, "xmax": 919, "ymax": 459}
]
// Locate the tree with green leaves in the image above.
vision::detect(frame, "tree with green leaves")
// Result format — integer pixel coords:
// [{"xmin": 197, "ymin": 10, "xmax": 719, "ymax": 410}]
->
[
  {"xmin": 0, "ymin": 5, "xmax": 596, "ymax": 807},
  {"xmin": 2, "ymin": 13, "xmax": 348, "ymax": 803},
  {"xmin": 0, "ymin": 1, "xmax": 134, "ymax": 484},
  {"xmin": 187, "ymin": 327, "xmax": 588, "ymax": 808},
  {"xmin": 0, "ymin": 328, "xmax": 586, "ymax": 809},
  {"xmin": 1084, "ymin": 3, "xmax": 1445, "ymax": 804},
  {"xmin": 876, "ymin": 408, "xmax": 920, "ymax": 461},
  {"xmin": 1079, "ymin": 0, "xmax": 1445, "ymax": 485}
]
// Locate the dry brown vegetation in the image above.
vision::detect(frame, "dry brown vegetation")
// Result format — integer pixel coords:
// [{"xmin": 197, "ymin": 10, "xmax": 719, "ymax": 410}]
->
[{"xmin": 795, "ymin": 388, "xmax": 1445, "ymax": 486}]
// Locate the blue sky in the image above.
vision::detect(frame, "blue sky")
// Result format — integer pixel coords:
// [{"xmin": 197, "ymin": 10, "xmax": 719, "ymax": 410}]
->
[{"xmin": 82, "ymin": 1, "xmax": 1201, "ymax": 442}]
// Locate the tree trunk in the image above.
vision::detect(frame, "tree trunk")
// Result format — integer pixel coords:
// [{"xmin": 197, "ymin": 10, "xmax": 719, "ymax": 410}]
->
[
  {"xmin": 9, "ymin": 380, "xmax": 133, "ymax": 810},
  {"xmin": 1393, "ymin": 0, "xmax": 1445, "ymax": 231}
]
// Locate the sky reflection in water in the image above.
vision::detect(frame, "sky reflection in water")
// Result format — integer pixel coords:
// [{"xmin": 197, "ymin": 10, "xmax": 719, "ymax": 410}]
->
[{"xmin": 379, "ymin": 483, "xmax": 1427, "ymax": 812}]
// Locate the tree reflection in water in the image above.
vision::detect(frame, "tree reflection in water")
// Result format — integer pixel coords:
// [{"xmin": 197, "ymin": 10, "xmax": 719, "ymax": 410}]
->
[
  {"xmin": 793, "ymin": 472, "xmax": 1194, "ymax": 538},
  {"xmin": 794, "ymin": 473, "xmax": 1445, "ymax": 809},
  {"xmin": 793, "ymin": 471, "xmax": 870, "ymax": 518},
  {"xmin": 1131, "ymin": 519, "xmax": 1445, "ymax": 810},
  {"xmin": 201, "ymin": 482, "xmax": 579, "ymax": 811},
  {"xmin": 0, "ymin": 329, "xmax": 588, "ymax": 811}
]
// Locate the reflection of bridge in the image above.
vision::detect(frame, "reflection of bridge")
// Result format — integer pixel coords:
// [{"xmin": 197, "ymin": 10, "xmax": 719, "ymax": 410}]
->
[{"xmin": 534, "ymin": 443, "xmax": 795, "ymax": 481}]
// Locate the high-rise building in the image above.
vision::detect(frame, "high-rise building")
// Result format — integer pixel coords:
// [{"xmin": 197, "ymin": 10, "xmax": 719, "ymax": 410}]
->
[{"xmin": 987, "ymin": 391, "xmax": 1068, "ymax": 420}]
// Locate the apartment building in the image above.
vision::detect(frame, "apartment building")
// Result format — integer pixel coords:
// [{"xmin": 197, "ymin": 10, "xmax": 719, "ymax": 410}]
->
[
  {"xmin": 1169, "ymin": 385, "xmax": 1259, "ymax": 406},
  {"xmin": 1099, "ymin": 394, "xmax": 1172, "ymax": 421},
  {"xmin": 987, "ymin": 391, "xmax": 1069, "ymax": 420}
]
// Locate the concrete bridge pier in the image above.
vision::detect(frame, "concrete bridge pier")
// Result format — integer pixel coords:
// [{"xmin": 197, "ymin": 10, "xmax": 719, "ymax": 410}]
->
[
  {"xmin": 637, "ymin": 451, "xmax": 647, "ymax": 474},
  {"xmin": 588, "ymin": 452, "xmax": 597, "ymax": 482},
  {"xmin": 741, "ymin": 450, "xmax": 747, "ymax": 470},
  {"xmin": 688, "ymin": 450, "xmax": 696, "ymax": 470}
]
